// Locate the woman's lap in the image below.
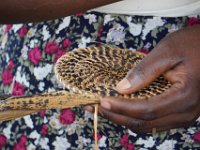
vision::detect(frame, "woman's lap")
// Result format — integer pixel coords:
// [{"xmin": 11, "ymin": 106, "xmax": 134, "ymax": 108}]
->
[{"xmin": 0, "ymin": 11, "xmax": 199, "ymax": 149}]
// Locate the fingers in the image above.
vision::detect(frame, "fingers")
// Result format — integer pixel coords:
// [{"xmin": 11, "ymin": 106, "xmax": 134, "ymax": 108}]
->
[
  {"xmin": 83, "ymin": 105, "xmax": 94, "ymax": 112},
  {"xmin": 116, "ymin": 45, "xmax": 183, "ymax": 94},
  {"xmin": 98, "ymin": 106, "xmax": 197, "ymax": 133},
  {"xmin": 99, "ymin": 107, "xmax": 148, "ymax": 132},
  {"xmin": 101, "ymin": 81, "xmax": 195, "ymax": 120},
  {"xmin": 100, "ymin": 96, "xmax": 150, "ymax": 119}
]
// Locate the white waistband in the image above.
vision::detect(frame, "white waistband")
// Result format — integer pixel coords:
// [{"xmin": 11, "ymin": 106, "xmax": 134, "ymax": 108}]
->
[{"xmin": 93, "ymin": 0, "xmax": 200, "ymax": 17}]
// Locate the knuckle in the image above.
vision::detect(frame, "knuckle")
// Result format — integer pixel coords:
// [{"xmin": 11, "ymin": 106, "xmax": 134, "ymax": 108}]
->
[
  {"xmin": 179, "ymin": 80, "xmax": 189, "ymax": 92},
  {"xmin": 140, "ymin": 105, "xmax": 157, "ymax": 120},
  {"xmin": 129, "ymin": 120, "xmax": 154, "ymax": 134},
  {"xmin": 125, "ymin": 119, "xmax": 136, "ymax": 129},
  {"xmin": 127, "ymin": 120, "xmax": 147, "ymax": 132},
  {"xmin": 141, "ymin": 111, "xmax": 156, "ymax": 120}
]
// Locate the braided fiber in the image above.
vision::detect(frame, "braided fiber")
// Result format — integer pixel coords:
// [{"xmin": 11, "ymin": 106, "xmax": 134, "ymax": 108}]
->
[{"xmin": 55, "ymin": 46, "xmax": 171, "ymax": 99}]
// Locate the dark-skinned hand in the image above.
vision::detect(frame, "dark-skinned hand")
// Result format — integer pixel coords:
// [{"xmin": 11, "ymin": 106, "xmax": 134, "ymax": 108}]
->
[{"xmin": 85, "ymin": 25, "xmax": 200, "ymax": 133}]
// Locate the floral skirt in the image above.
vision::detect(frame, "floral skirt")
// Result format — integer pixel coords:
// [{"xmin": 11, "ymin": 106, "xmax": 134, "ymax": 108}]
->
[{"xmin": 0, "ymin": 11, "xmax": 200, "ymax": 150}]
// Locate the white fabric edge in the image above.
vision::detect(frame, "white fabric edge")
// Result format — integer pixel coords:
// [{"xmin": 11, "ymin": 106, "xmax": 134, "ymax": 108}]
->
[{"xmin": 93, "ymin": 1, "xmax": 200, "ymax": 17}]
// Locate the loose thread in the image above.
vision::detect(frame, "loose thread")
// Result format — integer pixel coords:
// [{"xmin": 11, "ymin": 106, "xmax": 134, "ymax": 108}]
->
[{"xmin": 94, "ymin": 104, "xmax": 98, "ymax": 150}]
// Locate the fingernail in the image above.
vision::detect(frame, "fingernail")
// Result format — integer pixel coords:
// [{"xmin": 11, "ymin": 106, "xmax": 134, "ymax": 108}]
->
[
  {"xmin": 83, "ymin": 106, "xmax": 93, "ymax": 112},
  {"xmin": 100, "ymin": 101, "xmax": 111, "ymax": 110},
  {"xmin": 116, "ymin": 78, "xmax": 131, "ymax": 90}
]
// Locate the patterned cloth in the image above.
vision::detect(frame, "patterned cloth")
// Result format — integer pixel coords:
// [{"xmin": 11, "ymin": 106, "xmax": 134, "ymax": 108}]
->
[{"xmin": 0, "ymin": 11, "xmax": 200, "ymax": 150}]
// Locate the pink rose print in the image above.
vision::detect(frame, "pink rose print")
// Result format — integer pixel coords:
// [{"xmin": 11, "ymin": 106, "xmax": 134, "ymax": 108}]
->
[
  {"xmin": 41, "ymin": 124, "xmax": 48, "ymax": 136},
  {"xmin": 12, "ymin": 82, "xmax": 25, "ymax": 96},
  {"xmin": 28, "ymin": 47, "xmax": 42, "ymax": 65},
  {"xmin": 98, "ymin": 26, "xmax": 104, "ymax": 37},
  {"xmin": 120, "ymin": 134, "xmax": 135, "ymax": 150},
  {"xmin": 187, "ymin": 17, "xmax": 200, "ymax": 26},
  {"xmin": 8, "ymin": 59, "xmax": 15, "ymax": 70},
  {"xmin": 45, "ymin": 41, "xmax": 58, "ymax": 54},
  {"xmin": 13, "ymin": 135, "xmax": 27, "ymax": 150},
  {"xmin": 127, "ymin": 144, "xmax": 135, "ymax": 150},
  {"xmin": 192, "ymin": 131, "xmax": 200, "ymax": 142},
  {"xmin": 75, "ymin": 12, "xmax": 83, "ymax": 17},
  {"xmin": 19, "ymin": 135, "xmax": 27, "ymax": 145},
  {"xmin": 2, "ymin": 69, "xmax": 13, "ymax": 85},
  {"xmin": 138, "ymin": 49, "xmax": 149, "ymax": 54},
  {"xmin": 59, "ymin": 109, "xmax": 75, "ymax": 125},
  {"xmin": 97, "ymin": 26, "xmax": 104, "ymax": 46},
  {"xmin": 13, "ymin": 143, "xmax": 26, "ymax": 150},
  {"xmin": 62, "ymin": 39, "xmax": 71, "ymax": 49},
  {"xmin": 18, "ymin": 26, "xmax": 28, "ymax": 38},
  {"xmin": 97, "ymin": 133, "xmax": 102, "ymax": 141},
  {"xmin": 54, "ymin": 49, "xmax": 66, "ymax": 63},
  {"xmin": 93, "ymin": 133, "xmax": 102, "ymax": 141},
  {"xmin": 5, "ymin": 24, "xmax": 12, "ymax": 33},
  {"xmin": 120, "ymin": 134, "xmax": 129, "ymax": 147},
  {"xmin": 39, "ymin": 110, "xmax": 46, "ymax": 118},
  {"xmin": 0, "ymin": 134, "xmax": 7, "ymax": 149}
]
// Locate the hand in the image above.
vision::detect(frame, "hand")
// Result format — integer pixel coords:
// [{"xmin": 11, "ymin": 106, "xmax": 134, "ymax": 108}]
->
[{"xmin": 98, "ymin": 25, "xmax": 200, "ymax": 133}]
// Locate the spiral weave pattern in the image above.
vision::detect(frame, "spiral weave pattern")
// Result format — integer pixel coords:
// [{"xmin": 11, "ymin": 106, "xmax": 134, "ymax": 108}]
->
[{"xmin": 55, "ymin": 46, "xmax": 171, "ymax": 99}]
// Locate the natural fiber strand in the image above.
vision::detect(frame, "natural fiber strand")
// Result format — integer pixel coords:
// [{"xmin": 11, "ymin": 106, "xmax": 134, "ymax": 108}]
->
[{"xmin": 94, "ymin": 104, "xmax": 99, "ymax": 150}]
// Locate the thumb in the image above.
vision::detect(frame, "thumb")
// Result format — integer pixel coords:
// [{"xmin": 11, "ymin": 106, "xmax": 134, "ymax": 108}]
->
[{"xmin": 116, "ymin": 49, "xmax": 180, "ymax": 94}]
